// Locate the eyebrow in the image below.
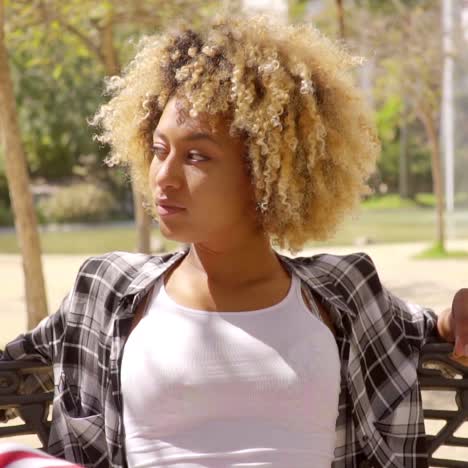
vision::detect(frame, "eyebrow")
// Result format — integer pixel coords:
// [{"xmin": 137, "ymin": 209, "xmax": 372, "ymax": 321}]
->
[{"xmin": 153, "ymin": 129, "xmax": 221, "ymax": 148}]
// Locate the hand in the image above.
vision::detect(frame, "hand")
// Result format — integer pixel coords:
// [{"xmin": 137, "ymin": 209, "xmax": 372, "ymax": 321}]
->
[{"xmin": 452, "ymin": 288, "xmax": 468, "ymax": 357}]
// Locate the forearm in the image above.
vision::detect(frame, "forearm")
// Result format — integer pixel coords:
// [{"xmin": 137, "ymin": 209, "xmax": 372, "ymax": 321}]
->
[{"xmin": 437, "ymin": 307, "xmax": 455, "ymax": 342}]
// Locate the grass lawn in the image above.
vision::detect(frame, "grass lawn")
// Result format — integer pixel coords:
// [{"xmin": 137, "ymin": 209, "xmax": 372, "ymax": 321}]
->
[
  {"xmin": 361, "ymin": 192, "xmax": 468, "ymax": 210},
  {"xmin": 307, "ymin": 207, "xmax": 468, "ymax": 248},
  {"xmin": 0, "ymin": 224, "xmax": 180, "ymax": 254}
]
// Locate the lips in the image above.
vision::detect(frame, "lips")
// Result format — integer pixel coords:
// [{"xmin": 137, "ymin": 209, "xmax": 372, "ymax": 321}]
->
[{"xmin": 156, "ymin": 201, "xmax": 186, "ymax": 216}]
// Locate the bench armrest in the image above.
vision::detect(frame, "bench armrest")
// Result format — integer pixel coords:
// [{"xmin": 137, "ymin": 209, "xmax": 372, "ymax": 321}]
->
[
  {"xmin": 0, "ymin": 360, "xmax": 53, "ymax": 450},
  {"xmin": 419, "ymin": 336, "xmax": 468, "ymax": 467}
]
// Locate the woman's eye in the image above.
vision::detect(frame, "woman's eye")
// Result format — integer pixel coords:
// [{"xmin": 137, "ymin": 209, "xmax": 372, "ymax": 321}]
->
[
  {"xmin": 152, "ymin": 145, "xmax": 166, "ymax": 159},
  {"xmin": 188, "ymin": 152, "xmax": 208, "ymax": 162},
  {"xmin": 151, "ymin": 145, "xmax": 209, "ymax": 163}
]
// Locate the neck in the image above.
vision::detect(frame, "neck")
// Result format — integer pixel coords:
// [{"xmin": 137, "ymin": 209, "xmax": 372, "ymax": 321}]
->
[{"xmin": 182, "ymin": 233, "xmax": 288, "ymax": 287}]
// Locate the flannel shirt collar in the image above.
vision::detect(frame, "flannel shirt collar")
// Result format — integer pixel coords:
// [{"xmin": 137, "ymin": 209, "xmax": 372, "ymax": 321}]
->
[{"xmin": 116, "ymin": 247, "xmax": 356, "ymax": 325}]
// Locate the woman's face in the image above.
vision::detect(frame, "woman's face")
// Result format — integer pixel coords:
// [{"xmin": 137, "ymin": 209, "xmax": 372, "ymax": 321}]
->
[{"xmin": 149, "ymin": 95, "xmax": 259, "ymax": 246}]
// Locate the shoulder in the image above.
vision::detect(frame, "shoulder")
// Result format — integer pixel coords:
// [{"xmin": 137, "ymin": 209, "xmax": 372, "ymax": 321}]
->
[
  {"xmin": 289, "ymin": 250, "xmax": 380, "ymax": 285},
  {"xmin": 320, "ymin": 251, "xmax": 383, "ymax": 294},
  {"xmin": 71, "ymin": 250, "xmax": 180, "ymax": 302},
  {"xmin": 59, "ymin": 250, "xmax": 183, "ymax": 331},
  {"xmin": 287, "ymin": 250, "xmax": 385, "ymax": 310},
  {"xmin": 77, "ymin": 250, "xmax": 153, "ymax": 278},
  {"xmin": 77, "ymin": 250, "xmax": 179, "ymax": 278},
  {"xmin": 72, "ymin": 251, "xmax": 149, "ymax": 293}
]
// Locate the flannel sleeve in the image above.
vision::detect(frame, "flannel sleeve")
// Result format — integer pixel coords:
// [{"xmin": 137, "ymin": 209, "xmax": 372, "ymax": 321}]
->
[{"xmin": 384, "ymin": 287, "xmax": 440, "ymax": 352}]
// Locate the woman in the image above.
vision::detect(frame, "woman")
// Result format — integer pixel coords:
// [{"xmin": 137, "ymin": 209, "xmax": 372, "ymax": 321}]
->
[{"xmin": 2, "ymin": 13, "xmax": 467, "ymax": 468}]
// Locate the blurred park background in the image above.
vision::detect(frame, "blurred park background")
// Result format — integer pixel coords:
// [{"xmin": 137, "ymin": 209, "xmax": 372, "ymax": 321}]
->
[
  {"xmin": 2, "ymin": 2, "xmax": 468, "ymax": 459},
  {"xmin": 1, "ymin": 0, "xmax": 468, "ymax": 331}
]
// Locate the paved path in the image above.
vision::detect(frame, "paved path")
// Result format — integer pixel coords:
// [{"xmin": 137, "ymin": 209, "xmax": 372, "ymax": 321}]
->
[{"xmin": 1, "ymin": 240, "xmax": 468, "ymax": 462}]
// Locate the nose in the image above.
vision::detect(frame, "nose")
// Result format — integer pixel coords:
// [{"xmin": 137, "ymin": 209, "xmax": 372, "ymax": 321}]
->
[{"xmin": 152, "ymin": 151, "xmax": 183, "ymax": 191}]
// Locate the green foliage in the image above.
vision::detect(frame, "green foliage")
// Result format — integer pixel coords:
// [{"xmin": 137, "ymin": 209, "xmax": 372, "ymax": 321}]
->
[
  {"xmin": 0, "ymin": 201, "xmax": 14, "ymax": 225},
  {"xmin": 10, "ymin": 43, "xmax": 106, "ymax": 179},
  {"xmin": 2, "ymin": 0, "xmax": 230, "ymax": 229},
  {"xmin": 362, "ymin": 194, "xmax": 418, "ymax": 210},
  {"xmin": 355, "ymin": 0, "xmax": 435, "ymax": 14},
  {"xmin": 362, "ymin": 193, "xmax": 440, "ymax": 210},
  {"xmin": 289, "ymin": 0, "xmax": 309, "ymax": 22},
  {"xmin": 4, "ymin": 0, "xmax": 225, "ymax": 184},
  {"xmin": 0, "ymin": 153, "xmax": 11, "ymax": 209},
  {"xmin": 415, "ymin": 192, "xmax": 468, "ymax": 208},
  {"xmin": 376, "ymin": 95, "xmax": 402, "ymax": 141},
  {"xmin": 414, "ymin": 243, "xmax": 468, "ymax": 260},
  {"xmin": 38, "ymin": 183, "xmax": 118, "ymax": 223},
  {"xmin": 415, "ymin": 192, "xmax": 436, "ymax": 207},
  {"xmin": 374, "ymin": 96, "xmax": 432, "ymax": 193},
  {"xmin": 375, "ymin": 96, "xmax": 402, "ymax": 190}
]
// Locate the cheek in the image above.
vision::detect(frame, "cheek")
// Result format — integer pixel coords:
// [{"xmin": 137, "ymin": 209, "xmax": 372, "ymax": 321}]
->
[{"xmin": 196, "ymin": 169, "xmax": 254, "ymax": 213}]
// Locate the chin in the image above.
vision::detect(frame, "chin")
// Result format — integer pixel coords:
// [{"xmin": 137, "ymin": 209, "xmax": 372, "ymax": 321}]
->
[{"xmin": 158, "ymin": 223, "xmax": 194, "ymax": 244}]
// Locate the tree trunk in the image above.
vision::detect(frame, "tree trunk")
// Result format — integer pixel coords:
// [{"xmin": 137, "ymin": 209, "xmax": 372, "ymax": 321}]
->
[
  {"xmin": 100, "ymin": 13, "xmax": 152, "ymax": 254},
  {"xmin": 418, "ymin": 107, "xmax": 446, "ymax": 250},
  {"xmin": 399, "ymin": 103, "xmax": 410, "ymax": 198},
  {"xmin": 336, "ymin": 0, "xmax": 346, "ymax": 39},
  {"xmin": 132, "ymin": 188, "xmax": 151, "ymax": 253},
  {"xmin": 57, "ymin": 11, "xmax": 153, "ymax": 254},
  {"xmin": 0, "ymin": 0, "xmax": 48, "ymax": 328}
]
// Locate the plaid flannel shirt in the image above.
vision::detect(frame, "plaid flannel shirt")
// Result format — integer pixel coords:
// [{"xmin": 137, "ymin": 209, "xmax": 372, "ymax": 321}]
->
[{"xmin": 1, "ymin": 247, "xmax": 439, "ymax": 468}]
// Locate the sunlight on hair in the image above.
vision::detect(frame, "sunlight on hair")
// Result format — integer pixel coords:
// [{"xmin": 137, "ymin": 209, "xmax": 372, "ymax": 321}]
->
[{"xmin": 90, "ymin": 14, "xmax": 381, "ymax": 254}]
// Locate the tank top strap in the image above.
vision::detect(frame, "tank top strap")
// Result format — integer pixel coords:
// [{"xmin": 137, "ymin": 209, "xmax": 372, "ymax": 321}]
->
[
  {"xmin": 292, "ymin": 274, "xmax": 327, "ymax": 325},
  {"xmin": 142, "ymin": 275, "xmax": 165, "ymax": 317}
]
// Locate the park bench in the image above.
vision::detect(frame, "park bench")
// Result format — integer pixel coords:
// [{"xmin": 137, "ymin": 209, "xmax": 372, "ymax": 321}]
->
[{"xmin": 1, "ymin": 336, "xmax": 467, "ymax": 467}]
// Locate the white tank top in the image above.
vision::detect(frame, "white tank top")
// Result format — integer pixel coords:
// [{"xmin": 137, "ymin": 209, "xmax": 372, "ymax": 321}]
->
[{"xmin": 121, "ymin": 272, "xmax": 341, "ymax": 468}]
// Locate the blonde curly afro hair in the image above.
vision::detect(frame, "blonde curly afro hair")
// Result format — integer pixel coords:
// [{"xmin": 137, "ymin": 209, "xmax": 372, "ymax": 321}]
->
[{"xmin": 91, "ymin": 13, "xmax": 380, "ymax": 253}]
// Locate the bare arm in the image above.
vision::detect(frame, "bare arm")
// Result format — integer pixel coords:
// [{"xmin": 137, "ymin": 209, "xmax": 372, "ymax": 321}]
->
[{"xmin": 437, "ymin": 307, "xmax": 455, "ymax": 342}]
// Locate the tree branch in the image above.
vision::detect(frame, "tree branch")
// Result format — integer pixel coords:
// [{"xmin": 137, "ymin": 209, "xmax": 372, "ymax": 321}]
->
[{"xmin": 37, "ymin": 0, "xmax": 104, "ymax": 63}]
